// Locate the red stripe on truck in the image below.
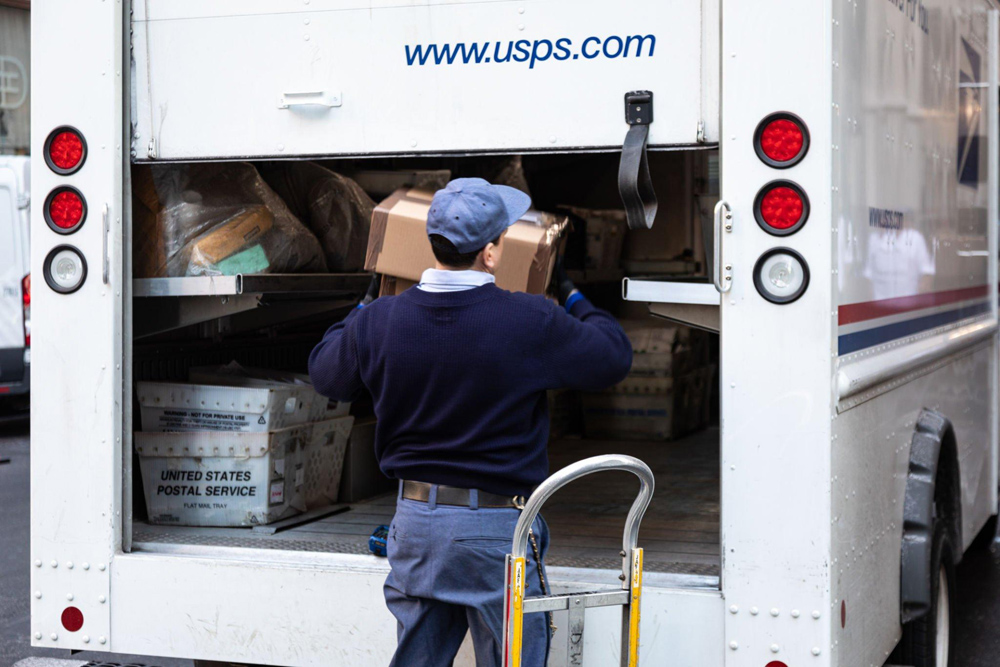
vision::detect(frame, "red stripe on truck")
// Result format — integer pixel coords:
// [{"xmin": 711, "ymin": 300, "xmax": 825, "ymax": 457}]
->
[{"xmin": 839, "ymin": 285, "xmax": 990, "ymax": 325}]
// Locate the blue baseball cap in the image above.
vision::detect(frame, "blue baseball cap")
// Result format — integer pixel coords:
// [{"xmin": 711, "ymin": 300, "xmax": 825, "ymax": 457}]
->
[{"xmin": 427, "ymin": 178, "xmax": 532, "ymax": 253}]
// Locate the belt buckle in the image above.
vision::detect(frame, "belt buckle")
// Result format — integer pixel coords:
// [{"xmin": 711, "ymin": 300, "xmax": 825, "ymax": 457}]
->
[{"xmin": 512, "ymin": 495, "xmax": 526, "ymax": 510}]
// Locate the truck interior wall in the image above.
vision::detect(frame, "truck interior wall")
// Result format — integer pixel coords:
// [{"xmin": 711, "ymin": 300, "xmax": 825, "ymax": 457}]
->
[{"xmin": 127, "ymin": 150, "xmax": 721, "ymax": 580}]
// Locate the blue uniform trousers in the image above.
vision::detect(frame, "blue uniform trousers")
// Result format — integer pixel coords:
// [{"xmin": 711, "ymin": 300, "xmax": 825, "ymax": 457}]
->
[{"xmin": 384, "ymin": 488, "xmax": 551, "ymax": 667}]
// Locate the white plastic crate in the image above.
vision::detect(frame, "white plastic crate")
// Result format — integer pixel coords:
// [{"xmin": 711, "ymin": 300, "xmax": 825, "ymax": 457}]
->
[
  {"xmin": 135, "ymin": 425, "xmax": 310, "ymax": 526},
  {"xmin": 302, "ymin": 416, "xmax": 354, "ymax": 509},
  {"xmin": 137, "ymin": 381, "xmax": 308, "ymax": 432},
  {"xmin": 188, "ymin": 364, "xmax": 350, "ymax": 423}
]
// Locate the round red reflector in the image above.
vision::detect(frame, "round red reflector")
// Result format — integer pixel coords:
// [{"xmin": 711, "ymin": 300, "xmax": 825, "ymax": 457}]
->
[
  {"xmin": 766, "ymin": 663, "xmax": 789, "ymax": 667},
  {"xmin": 44, "ymin": 187, "xmax": 88, "ymax": 234},
  {"xmin": 44, "ymin": 126, "xmax": 88, "ymax": 175},
  {"xmin": 754, "ymin": 180, "xmax": 810, "ymax": 236},
  {"xmin": 754, "ymin": 112, "xmax": 810, "ymax": 168},
  {"xmin": 61, "ymin": 606, "xmax": 84, "ymax": 632}
]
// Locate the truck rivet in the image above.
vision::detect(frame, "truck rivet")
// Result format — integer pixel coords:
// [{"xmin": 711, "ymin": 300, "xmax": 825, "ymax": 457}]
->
[
  {"xmin": 50, "ymin": 561, "xmax": 57, "ymax": 568},
  {"xmin": 812, "ymin": 610, "xmax": 822, "ymax": 619},
  {"xmin": 304, "ymin": 18, "xmax": 310, "ymax": 25},
  {"xmin": 82, "ymin": 563, "xmax": 90, "ymax": 570},
  {"xmin": 50, "ymin": 633, "xmax": 58, "ymax": 641},
  {"xmin": 99, "ymin": 595, "xmax": 107, "ymax": 603},
  {"xmin": 303, "ymin": 34, "xmax": 310, "ymax": 41},
  {"xmin": 729, "ymin": 605, "xmax": 738, "ymax": 614},
  {"xmin": 518, "ymin": 7, "xmax": 525, "ymax": 13},
  {"xmin": 34, "ymin": 591, "xmax": 41, "ymax": 599},
  {"xmin": 518, "ymin": 24, "xmax": 525, "ymax": 30},
  {"xmin": 770, "ymin": 644, "xmax": 780, "ymax": 653},
  {"xmin": 791, "ymin": 609, "xmax": 801, "ymax": 618},
  {"xmin": 770, "ymin": 608, "xmax": 779, "ymax": 617},
  {"xmin": 99, "ymin": 636, "xmax": 107, "ymax": 645},
  {"xmin": 67, "ymin": 594, "xmax": 74, "ymax": 601},
  {"xmin": 66, "ymin": 562, "xmax": 74, "ymax": 569},
  {"xmin": 33, "ymin": 632, "xmax": 41, "ymax": 640},
  {"xmin": 98, "ymin": 564, "xmax": 106, "ymax": 572},
  {"xmin": 812, "ymin": 647, "xmax": 821, "ymax": 656},
  {"xmin": 729, "ymin": 642, "xmax": 738, "ymax": 650},
  {"xmin": 34, "ymin": 560, "xmax": 41, "ymax": 568},
  {"xmin": 83, "ymin": 635, "xmax": 90, "ymax": 644},
  {"xmin": 750, "ymin": 607, "xmax": 759, "ymax": 616}
]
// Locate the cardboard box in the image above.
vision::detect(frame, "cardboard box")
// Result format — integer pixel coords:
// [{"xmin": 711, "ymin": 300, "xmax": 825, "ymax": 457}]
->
[
  {"xmin": 379, "ymin": 275, "xmax": 418, "ymax": 298},
  {"xmin": 135, "ymin": 425, "xmax": 310, "ymax": 526},
  {"xmin": 188, "ymin": 206, "xmax": 273, "ymax": 267},
  {"xmin": 581, "ymin": 387, "xmax": 674, "ymax": 441},
  {"xmin": 366, "ymin": 188, "xmax": 567, "ymax": 294}
]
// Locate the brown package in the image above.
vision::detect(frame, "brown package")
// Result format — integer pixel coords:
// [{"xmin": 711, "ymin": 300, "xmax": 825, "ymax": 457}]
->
[
  {"xmin": 366, "ymin": 188, "xmax": 567, "ymax": 294},
  {"xmin": 188, "ymin": 206, "xmax": 273, "ymax": 266}
]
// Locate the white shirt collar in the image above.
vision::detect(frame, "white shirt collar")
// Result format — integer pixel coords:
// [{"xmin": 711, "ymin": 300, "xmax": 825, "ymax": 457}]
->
[{"xmin": 416, "ymin": 268, "xmax": 496, "ymax": 293}]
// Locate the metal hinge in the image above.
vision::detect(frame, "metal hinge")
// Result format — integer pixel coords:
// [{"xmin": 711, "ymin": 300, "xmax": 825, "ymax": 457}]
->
[
  {"xmin": 146, "ymin": 137, "xmax": 157, "ymax": 159},
  {"xmin": 696, "ymin": 120, "xmax": 706, "ymax": 143},
  {"xmin": 16, "ymin": 194, "xmax": 29, "ymax": 210}
]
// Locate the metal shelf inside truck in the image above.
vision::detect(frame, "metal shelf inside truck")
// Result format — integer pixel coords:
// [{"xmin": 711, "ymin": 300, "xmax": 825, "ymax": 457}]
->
[{"xmin": 132, "ymin": 273, "xmax": 373, "ymax": 338}]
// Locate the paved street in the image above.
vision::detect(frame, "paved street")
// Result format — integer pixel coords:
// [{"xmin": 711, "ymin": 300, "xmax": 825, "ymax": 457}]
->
[{"xmin": 3, "ymin": 418, "xmax": 1000, "ymax": 666}]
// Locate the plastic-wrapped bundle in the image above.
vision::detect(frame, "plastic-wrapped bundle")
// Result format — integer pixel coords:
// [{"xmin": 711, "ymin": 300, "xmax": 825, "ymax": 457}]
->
[
  {"xmin": 132, "ymin": 162, "xmax": 327, "ymax": 277},
  {"xmin": 258, "ymin": 161, "xmax": 374, "ymax": 272}
]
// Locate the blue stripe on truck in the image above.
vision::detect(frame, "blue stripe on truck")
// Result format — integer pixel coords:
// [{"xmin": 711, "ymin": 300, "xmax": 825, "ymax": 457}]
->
[{"xmin": 838, "ymin": 301, "xmax": 991, "ymax": 355}]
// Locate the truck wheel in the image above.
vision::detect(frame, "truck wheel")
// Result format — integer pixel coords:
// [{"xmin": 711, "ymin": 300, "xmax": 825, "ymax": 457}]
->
[
  {"xmin": 895, "ymin": 522, "xmax": 955, "ymax": 667},
  {"xmin": 969, "ymin": 512, "xmax": 998, "ymax": 551}
]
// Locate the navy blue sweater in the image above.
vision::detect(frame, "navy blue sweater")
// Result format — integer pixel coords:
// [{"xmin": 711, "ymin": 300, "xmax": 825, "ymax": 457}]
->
[{"xmin": 308, "ymin": 284, "xmax": 632, "ymax": 496}]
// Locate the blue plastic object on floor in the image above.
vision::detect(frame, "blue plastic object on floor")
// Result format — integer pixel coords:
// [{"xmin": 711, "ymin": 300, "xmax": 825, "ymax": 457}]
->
[{"xmin": 369, "ymin": 524, "xmax": 389, "ymax": 557}]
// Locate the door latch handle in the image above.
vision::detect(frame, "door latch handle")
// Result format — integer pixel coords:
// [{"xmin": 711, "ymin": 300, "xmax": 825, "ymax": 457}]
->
[
  {"xmin": 102, "ymin": 203, "xmax": 110, "ymax": 285},
  {"xmin": 714, "ymin": 200, "xmax": 732, "ymax": 293},
  {"xmin": 277, "ymin": 91, "xmax": 342, "ymax": 109}
]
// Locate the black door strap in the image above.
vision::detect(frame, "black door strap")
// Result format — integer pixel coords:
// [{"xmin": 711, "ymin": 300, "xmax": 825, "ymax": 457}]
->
[{"xmin": 618, "ymin": 90, "xmax": 658, "ymax": 230}]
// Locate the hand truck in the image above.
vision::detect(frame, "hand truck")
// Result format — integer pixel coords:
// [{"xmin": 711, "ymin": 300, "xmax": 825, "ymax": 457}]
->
[{"xmin": 502, "ymin": 454, "xmax": 655, "ymax": 667}]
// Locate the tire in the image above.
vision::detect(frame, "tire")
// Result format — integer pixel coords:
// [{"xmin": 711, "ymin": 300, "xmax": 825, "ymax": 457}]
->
[
  {"xmin": 893, "ymin": 519, "xmax": 956, "ymax": 667},
  {"xmin": 969, "ymin": 512, "xmax": 998, "ymax": 551}
]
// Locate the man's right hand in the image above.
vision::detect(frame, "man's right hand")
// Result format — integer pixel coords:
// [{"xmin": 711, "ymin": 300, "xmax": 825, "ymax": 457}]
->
[{"xmin": 552, "ymin": 259, "xmax": 579, "ymax": 306}]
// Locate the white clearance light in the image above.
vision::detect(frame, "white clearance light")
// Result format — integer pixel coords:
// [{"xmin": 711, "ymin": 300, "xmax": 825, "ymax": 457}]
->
[
  {"xmin": 753, "ymin": 248, "xmax": 809, "ymax": 304},
  {"xmin": 44, "ymin": 246, "xmax": 88, "ymax": 295}
]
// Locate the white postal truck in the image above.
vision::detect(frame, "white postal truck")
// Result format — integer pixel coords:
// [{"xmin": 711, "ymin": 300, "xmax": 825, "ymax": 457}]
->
[{"xmin": 29, "ymin": 0, "xmax": 1000, "ymax": 666}]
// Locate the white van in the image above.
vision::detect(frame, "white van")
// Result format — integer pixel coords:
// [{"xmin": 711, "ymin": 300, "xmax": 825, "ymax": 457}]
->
[{"xmin": 0, "ymin": 155, "xmax": 30, "ymax": 401}]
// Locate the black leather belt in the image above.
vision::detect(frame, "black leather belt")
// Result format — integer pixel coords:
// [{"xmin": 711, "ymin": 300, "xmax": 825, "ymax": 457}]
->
[{"xmin": 401, "ymin": 480, "xmax": 521, "ymax": 508}]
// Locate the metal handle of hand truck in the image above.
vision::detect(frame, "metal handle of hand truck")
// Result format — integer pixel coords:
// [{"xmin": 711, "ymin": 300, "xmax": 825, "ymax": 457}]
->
[{"xmin": 504, "ymin": 454, "xmax": 655, "ymax": 667}]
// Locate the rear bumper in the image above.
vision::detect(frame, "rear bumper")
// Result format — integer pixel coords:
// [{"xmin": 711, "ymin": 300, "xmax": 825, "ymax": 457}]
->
[{"xmin": 0, "ymin": 350, "xmax": 29, "ymax": 396}]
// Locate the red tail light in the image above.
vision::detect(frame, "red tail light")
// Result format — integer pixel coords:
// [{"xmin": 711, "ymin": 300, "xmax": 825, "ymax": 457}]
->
[
  {"xmin": 754, "ymin": 180, "xmax": 810, "ymax": 236},
  {"xmin": 754, "ymin": 112, "xmax": 809, "ymax": 168},
  {"xmin": 44, "ymin": 126, "xmax": 87, "ymax": 175},
  {"xmin": 44, "ymin": 186, "xmax": 87, "ymax": 234},
  {"xmin": 21, "ymin": 274, "xmax": 29, "ymax": 347}
]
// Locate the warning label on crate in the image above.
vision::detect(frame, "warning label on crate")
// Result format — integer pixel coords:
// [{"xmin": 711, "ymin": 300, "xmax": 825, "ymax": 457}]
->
[{"xmin": 148, "ymin": 409, "xmax": 261, "ymax": 432}]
